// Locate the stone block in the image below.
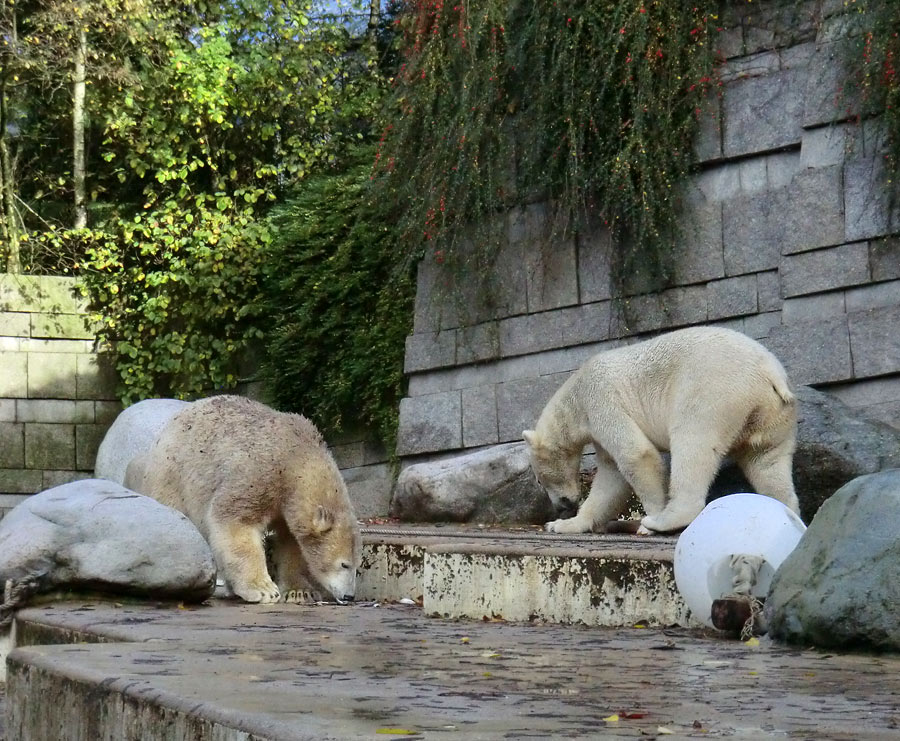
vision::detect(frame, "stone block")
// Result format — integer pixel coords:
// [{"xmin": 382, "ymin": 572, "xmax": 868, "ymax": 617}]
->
[
  {"xmin": 849, "ymin": 304, "xmax": 900, "ymax": 379},
  {"xmin": 396, "ymin": 391, "xmax": 462, "ymax": 456},
  {"xmin": 780, "ymin": 166, "xmax": 845, "ymax": 255},
  {"xmin": 19, "ymin": 338, "xmax": 91, "ymax": 354},
  {"xmin": 0, "ymin": 352, "xmax": 28, "ymax": 397},
  {"xmin": 25, "ymin": 423, "xmax": 76, "ymax": 470},
  {"xmin": 743, "ymin": 311, "xmax": 782, "ymax": 339},
  {"xmin": 803, "ymin": 41, "xmax": 856, "ymax": 128},
  {"xmin": 739, "ymin": 157, "xmax": 767, "ymax": 193},
  {"xmin": 94, "ymin": 400, "xmax": 123, "ymax": 425},
  {"xmin": 30, "ymin": 313, "xmax": 94, "ymax": 340},
  {"xmin": 757, "ymin": 270, "xmax": 782, "ymax": 312},
  {"xmin": 0, "ymin": 399, "xmax": 14, "ymax": 422},
  {"xmin": 412, "ymin": 256, "xmax": 450, "ymax": 333},
  {"xmin": 42, "ymin": 470, "xmax": 92, "ymax": 489},
  {"xmin": 577, "ymin": 225, "xmax": 613, "ymax": 303},
  {"xmin": 462, "ymin": 385, "xmax": 498, "ymax": 448},
  {"xmin": 0, "ymin": 312, "xmax": 30, "ymax": 337},
  {"xmin": 707, "ymin": 275, "xmax": 758, "ymax": 320},
  {"xmin": 845, "ymin": 156, "xmax": 900, "ymax": 241},
  {"xmin": 404, "ymin": 331, "xmax": 456, "ymax": 374},
  {"xmin": 457, "ymin": 323, "xmax": 500, "ymax": 365},
  {"xmin": 764, "ymin": 315, "xmax": 853, "ymax": 385},
  {"xmin": 496, "ymin": 373, "xmax": 569, "ymax": 443},
  {"xmin": 827, "ymin": 375, "xmax": 900, "ymax": 408},
  {"xmin": 611, "ymin": 293, "xmax": 665, "ymax": 337},
  {"xmin": 723, "ymin": 67, "xmax": 805, "ymax": 158},
  {"xmin": 844, "ymin": 279, "xmax": 900, "ymax": 314},
  {"xmin": 27, "ymin": 352, "xmax": 77, "ymax": 399},
  {"xmin": 766, "ymin": 150, "xmax": 802, "ymax": 189},
  {"xmin": 499, "ymin": 302, "xmax": 610, "ymax": 358},
  {"xmin": 76, "ymin": 423, "xmax": 109, "ymax": 470},
  {"xmin": 0, "ymin": 469, "xmax": 42, "ymax": 494},
  {"xmin": 342, "ymin": 463, "xmax": 393, "ymax": 520},
  {"xmin": 782, "ymin": 292, "xmax": 846, "ymax": 324},
  {"xmin": 691, "ymin": 164, "xmax": 740, "ymax": 204},
  {"xmin": 800, "ymin": 124, "xmax": 848, "ymax": 168},
  {"xmin": 0, "ymin": 422, "xmax": 24, "ymax": 468},
  {"xmin": 871, "ymin": 237, "xmax": 900, "ymax": 281},
  {"xmin": 75, "ymin": 352, "xmax": 118, "ymax": 401},
  {"xmin": 781, "ymin": 242, "xmax": 870, "ymax": 297},
  {"xmin": 671, "ymin": 203, "xmax": 725, "ymax": 286},
  {"xmin": 15, "ymin": 399, "xmax": 95, "ymax": 424},
  {"xmin": 659, "ymin": 285, "xmax": 708, "ymax": 327},
  {"xmin": 693, "ymin": 93, "xmax": 722, "ymax": 162},
  {"xmin": 0, "ymin": 275, "xmax": 86, "ymax": 314},
  {"xmin": 723, "ymin": 189, "xmax": 785, "ymax": 276},
  {"xmin": 513, "ymin": 204, "xmax": 579, "ymax": 313}
]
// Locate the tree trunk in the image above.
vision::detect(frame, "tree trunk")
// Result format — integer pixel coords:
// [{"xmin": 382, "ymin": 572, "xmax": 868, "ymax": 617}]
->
[
  {"xmin": 366, "ymin": 0, "xmax": 380, "ymax": 43},
  {"xmin": 0, "ymin": 8, "xmax": 21, "ymax": 273},
  {"xmin": 73, "ymin": 26, "xmax": 87, "ymax": 229}
]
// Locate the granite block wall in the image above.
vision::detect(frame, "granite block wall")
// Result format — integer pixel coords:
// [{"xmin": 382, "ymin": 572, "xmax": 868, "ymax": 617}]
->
[
  {"xmin": 0, "ymin": 275, "xmax": 121, "ymax": 517},
  {"xmin": 397, "ymin": 0, "xmax": 900, "ymax": 464}
]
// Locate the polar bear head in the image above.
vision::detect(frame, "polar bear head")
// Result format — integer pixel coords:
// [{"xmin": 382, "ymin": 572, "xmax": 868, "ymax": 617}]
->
[
  {"xmin": 522, "ymin": 430, "xmax": 582, "ymax": 516},
  {"xmin": 297, "ymin": 505, "xmax": 362, "ymax": 603}
]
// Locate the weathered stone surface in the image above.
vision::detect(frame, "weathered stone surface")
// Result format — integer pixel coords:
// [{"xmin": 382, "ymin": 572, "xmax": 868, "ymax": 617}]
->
[
  {"xmin": 27, "ymin": 352, "xmax": 77, "ymax": 398},
  {"xmin": 848, "ymin": 304, "xmax": 900, "ymax": 379},
  {"xmin": 24, "ymin": 424, "xmax": 75, "ymax": 471},
  {"xmin": 513, "ymin": 204, "xmax": 579, "ymax": 313},
  {"xmin": 576, "ymin": 227, "xmax": 613, "ymax": 303},
  {"xmin": 462, "ymin": 385, "xmax": 499, "ymax": 448},
  {"xmin": 780, "ymin": 242, "xmax": 870, "ymax": 297},
  {"xmin": 397, "ymin": 391, "xmax": 462, "ymax": 456},
  {"xmin": 764, "ymin": 315, "xmax": 852, "ymax": 386},
  {"xmin": 723, "ymin": 189, "xmax": 785, "ymax": 276},
  {"xmin": 0, "ymin": 423, "xmax": 24, "ymax": 468},
  {"xmin": 75, "ymin": 352, "xmax": 119, "ymax": 401},
  {"xmin": 707, "ymin": 275, "xmax": 758, "ymax": 319},
  {"xmin": 670, "ymin": 203, "xmax": 725, "ymax": 285},
  {"xmin": 803, "ymin": 41, "xmax": 857, "ymax": 128},
  {"xmin": 497, "ymin": 373, "xmax": 569, "ymax": 443},
  {"xmin": 782, "ymin": 292, "xmax": 845, "ymax": 324},
  {"xmin": 766, "ymin": 469, "xmax": 900, "ymax": 651},
  {"xmin": 791, "ymin": 386, "xmax": 900, "ymax": 521},
  {"xmin": 390, "ymin": 443, "xmax": 554, "ymax": 524},
  {"xmin": 871, "ymin": 237, "xmax": 900, "ymax": 281},
  {"xmin": 845, "ymin": 156, "xmax": 900, "ymax": 242},
  {"xmin": 457, "ymin": 322, "xmax": 499, "ymax": 365},
  {"xmin": 499, "ymin": 303, "xmax": 610, "ymax": 357},
  {"xmin": 16, "ymin": 399, "xmax": 94, "ymax": 424},
  {"xmin": 30, "ymin": 313, "xmax": 93, "ymax": 340},
  {"xmin": 0, "ymin": 352, "xmax": 28, "ymax": 397},
  {"xmin": 94, "ymin": 399, "xmax": 190, "ymax": 485},
  {"xmin": 0, "ymin": 479, "xmax": 215, "ymax": 603},
  {"xmin": 0, "ymin": 275, "xmax": 86, "ymax": 314},
  {"xmin": 723, "ymin": 67, "xmax": 805, "ymax": 158},
  {"xmin": 404, "ymin": 330, "xmax": 456, "ymax": 374},
  {"xmin": 757, "ymin": 270, "xmax": 782, "ymax": 312}
]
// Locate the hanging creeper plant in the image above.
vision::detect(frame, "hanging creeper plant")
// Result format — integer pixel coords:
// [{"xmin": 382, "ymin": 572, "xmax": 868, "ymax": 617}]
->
[{"xmin": 377, "ymin": 0, "xmax": 721, "ymax": 286}]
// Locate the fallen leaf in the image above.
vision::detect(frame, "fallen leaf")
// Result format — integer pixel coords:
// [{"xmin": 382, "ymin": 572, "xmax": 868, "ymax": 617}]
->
[
  {"xmin": 633, "ymin": 623, "xmax": 646, "ymax": 628},
  {"xmin": 399, "ymin": 597, "xmax": 416, "ymax": 605},
  {"xmin": 481, "ymin": 651, "xmax": 501, "ymax": 658},
  {"xmin": 482, "ymin": 672, "xmax": 492, "ymax": 678},
  {"xmin": 657, "ymin": 726, "xmax": 674, "ymax": 734},
  {"xmin": 602, "ymin": 714, "xmax": 620, "ymax": 722},
  {"xmin": 375, "ymin": 729, "xmax": 417, "ymax": 735},
  {"xmin": 460, "ymin": 637, "xmax": 470, "ymax": 643},
  {"xmin": 619, "ymin": 711, "xmax": 646, "ymax": 719},
  {"xmin": 744, "ymin": 637, "xmax": 760, "ymax": 647}
]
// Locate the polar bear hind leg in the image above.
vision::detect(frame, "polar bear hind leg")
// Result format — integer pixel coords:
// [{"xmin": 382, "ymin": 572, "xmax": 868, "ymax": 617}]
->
[
  {"xmin": 207, "ymin": 516, "xmax": 281, "ymax": 603},
  {"xmin": 545, "ymin": 453, "xmax": 631, "ymax": 533},
  {"xmin": 734, "ymin": 440, "xmax": 800, "ymax": 516},
  {"xmin": 597, "ymin": 416, "xmax": 668, "ymax": 519}
]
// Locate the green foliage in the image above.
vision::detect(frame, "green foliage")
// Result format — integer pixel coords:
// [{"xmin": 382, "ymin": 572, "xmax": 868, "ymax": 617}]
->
[
  {"xmin": 377, "ymin": 0, "xmax": 720, "ymax": 284},
  {"xmin": 72, "ymin": 199, "xmax": 268, "ymax": 402},
  {"xmin": 261, "ymin": 148, "xmax": 414, "ymax": 452}
]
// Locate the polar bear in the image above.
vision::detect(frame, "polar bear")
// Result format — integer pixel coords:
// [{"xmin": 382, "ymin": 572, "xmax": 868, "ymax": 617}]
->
[
  {"xmin": 523, "ymin": 326, "xmax": 799, "ymax": 535},
  {"xmin": 132, "ymin": 395, "xmax": 362, "ymax": 604}
]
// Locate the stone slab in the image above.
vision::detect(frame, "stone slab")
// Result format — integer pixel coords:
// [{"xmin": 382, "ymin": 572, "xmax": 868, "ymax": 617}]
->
[
  {"xmin": 462, "ymin": 384, "xmax": 499, "ymax": 448},
  {"xmin": 0, "ymin": 469, "xmax": 42, "ymax": 494},
  {"xmin": 0, "ymin": 352, "xmax": 27, "ymax": 397},
  {"xmin": 780, "ymin": 241, "xmax": 871, "ymax": 297},
  {"xmin": 763, "ymin": 315, "xmax": 853, "ymax": 386},
  {"xmin": 397, "ymin": 391, "xmax": 462, "ymax": 456},
  {"xmin": 849, "ymin": 304, "xmax": 900, "ymax": 378},
  {"xmin": 24, "ymin": 423, "xmax": 76, "ymax": 471},
  {"xmin": 27, "ymin": 352, "xmax": 77, "ymax": 399},
  {"xmin": 6, "ymin": 589, "xmax": 900, "ymax": 740},
  {"xmin": 723, "ymin": 67, "xmax": 805, "ymax": 158},
  {"xmin": 707, "ymin": 274, "xmax": 758, "ymax": 320},
  {"xmin": 496, "ymin": 373, "xmax": 569, "ymax": 443},
  {"xmin": 29, "ymin": 313, "xmax": 94, "ymax": 340},
  {"xmin": 0, "ymin": 422, "xmax": 24, "ymax": 468},
  {"xmin": 15, "ymin": 399, "xmax": 95, "ymax": 424},
  {"xmin": 845, "ymin": 156, "xmax": 900, "ymax": 241},
  {"xmin": 0, "ymin": 275, "xmax": 86, "ymax": 314}
]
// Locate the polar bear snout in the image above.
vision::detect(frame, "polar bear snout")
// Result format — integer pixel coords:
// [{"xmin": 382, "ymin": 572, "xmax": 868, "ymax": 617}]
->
[{"xmin": 553, "ymin": 495, "xmax": 579, "ymax": 518}]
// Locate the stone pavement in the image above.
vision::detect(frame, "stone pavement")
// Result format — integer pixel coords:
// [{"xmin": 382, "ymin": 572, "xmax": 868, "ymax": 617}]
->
[{"xmin": 5, "ymin": 599, "xmax": 900, "ymax": 740}]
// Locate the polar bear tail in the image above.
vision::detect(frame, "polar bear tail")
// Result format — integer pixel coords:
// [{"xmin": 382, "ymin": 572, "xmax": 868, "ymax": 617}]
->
[{"xmin": 764, "ymin": 358, "xmax": 794, "ymax": 405}]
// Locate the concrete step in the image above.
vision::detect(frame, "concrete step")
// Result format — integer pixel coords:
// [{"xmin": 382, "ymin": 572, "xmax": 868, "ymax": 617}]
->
[{"xmin": 359, "ymin": 525, "xmax": 694, "ymax": 627}]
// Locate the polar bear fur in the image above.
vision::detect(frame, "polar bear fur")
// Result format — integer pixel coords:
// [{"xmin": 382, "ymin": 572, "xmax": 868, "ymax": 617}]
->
[
  {"xmin": 132, "ymin": 395, "xmax": 361, "ymax": 604},
  {"xmin": 523, "ymin": 326, "xmax": 799, "ymax": 535}
]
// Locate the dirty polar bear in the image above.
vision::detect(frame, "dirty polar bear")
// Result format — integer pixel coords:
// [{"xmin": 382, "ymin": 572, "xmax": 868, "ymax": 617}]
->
[
  {"xmin": 524, "ymin": 327, "xmax": 800, "ymax": 535},
  {"xmin": 130, "ymin": 395, "xmax": 362, "ymax": 604}
]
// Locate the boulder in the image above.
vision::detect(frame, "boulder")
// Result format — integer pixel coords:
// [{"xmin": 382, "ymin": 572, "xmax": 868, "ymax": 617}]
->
[
  {"xmin": 391, "ymin": 442, "xmax": 555, "ymax": 524},
  {"xmin": 765, "ymin": 469, "xmax": 900, "ymax": 651},
  {"xmin": 0, "ymin": 479, "xmax": 215, "ymax": 623},
  {"xmin": 94, "ymin": 398, "xmax": 190, "ymax": 485}
]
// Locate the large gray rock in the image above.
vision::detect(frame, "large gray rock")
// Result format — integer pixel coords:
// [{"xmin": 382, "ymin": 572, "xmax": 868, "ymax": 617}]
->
[
  {"xmin": 766, "ymin": 470, "xmax": 900, "ymax": 651},
  {"xmin": 0, "ymin": 479, "xmax": 215, "ymax": 619},
  {"xmin": 391, "ymin": 442, "xmax": 554, "ymax": 524},
  {"xmin": 792, "ymin": 386, "xmax": 900, "ymax": 522},
  {"xmin": 94, "ymin": 398, "xmax": 190, "ymax": 484}
]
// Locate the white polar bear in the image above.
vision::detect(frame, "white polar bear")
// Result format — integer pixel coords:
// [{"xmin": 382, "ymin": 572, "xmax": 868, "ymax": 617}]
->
[{"xmin": 523, "ymin": 326, "xmax": 799, "ymax": 535}]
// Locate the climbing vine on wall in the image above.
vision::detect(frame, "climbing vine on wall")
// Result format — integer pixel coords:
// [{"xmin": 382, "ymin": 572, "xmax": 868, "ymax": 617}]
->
[{"xmin": 377, "ymin": 0, "xmax": 721, "ymax": 284}]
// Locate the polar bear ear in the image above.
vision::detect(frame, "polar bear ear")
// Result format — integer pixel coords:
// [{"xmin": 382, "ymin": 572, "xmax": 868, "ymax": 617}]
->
[
  {"xmin": 312, "ymin": 505, "xmax": 334, "ymax": 535},
  {"xmin": 523, "ymin": 430, "xmax": 538, "ymax": 448}
]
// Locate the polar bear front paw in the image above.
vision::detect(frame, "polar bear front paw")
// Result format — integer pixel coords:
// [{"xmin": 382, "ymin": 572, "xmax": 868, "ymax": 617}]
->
[
  {"xmin": 545, "ymin": 516, "xmax": 593, "ymax": 534},
  {"xmin": 282, "ymin": 589, "xmax": 323, "ymax": 604},
  {"xmin": 639, "ymin": 512, "xmax": 691, "ymax": 534},
  {"xmin": 235, "ymin": 579, "xmax": 281, "ymax": 604}
]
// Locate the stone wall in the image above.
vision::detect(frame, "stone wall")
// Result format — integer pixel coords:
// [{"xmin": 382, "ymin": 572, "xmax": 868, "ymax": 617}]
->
[
  {"xmin": 396, "ymin": 0, "xmax": 900, "ymax": 465},
  {"xmin": 0, "ymin": 275, "xmax": 120, "ymax": 516}
]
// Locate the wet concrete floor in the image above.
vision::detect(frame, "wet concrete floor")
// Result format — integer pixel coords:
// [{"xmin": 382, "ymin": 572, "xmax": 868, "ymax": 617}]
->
[{"xmin": 7, "ymin": 599, "xmax": 900, "ymax": 739}]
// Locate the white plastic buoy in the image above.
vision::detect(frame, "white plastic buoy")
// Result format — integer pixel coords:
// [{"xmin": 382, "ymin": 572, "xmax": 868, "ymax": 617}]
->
[{"xmin": 674, "ymin": 493, "xmax": 806, "ymax": 627}]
